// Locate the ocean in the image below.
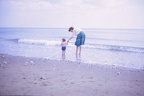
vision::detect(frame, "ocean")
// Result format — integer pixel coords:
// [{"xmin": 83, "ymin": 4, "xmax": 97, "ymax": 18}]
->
[{"xmin": 0, "ymin": 27, "xmax": 144, "ymax": 69}]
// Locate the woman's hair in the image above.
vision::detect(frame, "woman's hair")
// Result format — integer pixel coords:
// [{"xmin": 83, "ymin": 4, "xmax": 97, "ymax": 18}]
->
[
  {"xmin": 62, "ymin": 38, "xmax": 66, "ymax": 42},
  {"xmin": 68, "ymin": 27, "xmax": 74, "ymax": 32}
]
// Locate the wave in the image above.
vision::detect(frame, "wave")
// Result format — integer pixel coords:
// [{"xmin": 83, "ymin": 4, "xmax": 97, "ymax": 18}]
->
[
  {"xmin": 83, "ymin": 44, "xmax": 144, "ymax": 53},
  {"xmin": 16, "ymin": 39, "xmax": 144, "ymax": 53},
  {"xmin": 86, "ymin": 37, "xmax": 144, "ymax": 42},
  {"xmin": 17, "ymin": 39, "xmax": 74, "ymax": 47},
  {"xmin": 18, "ymin": 39, "xmax": 62, "ymax": 46}
]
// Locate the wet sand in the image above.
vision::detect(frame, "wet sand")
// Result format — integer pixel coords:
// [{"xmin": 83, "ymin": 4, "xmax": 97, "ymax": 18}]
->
[{"xmin": 0, "ymin": 54, "xmax": 144, "ymax": 96}]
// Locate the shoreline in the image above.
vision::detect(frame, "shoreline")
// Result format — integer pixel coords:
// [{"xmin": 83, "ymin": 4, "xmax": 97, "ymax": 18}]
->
[{"xmin": 0, "ymin": 53, "xmax": 144, "ymax": 96}]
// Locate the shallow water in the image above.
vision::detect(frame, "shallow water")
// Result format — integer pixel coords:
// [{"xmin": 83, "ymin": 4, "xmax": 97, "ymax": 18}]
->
[{"xmin": 0, "ymin": 28, "xmax": 144, "ymax": 69}]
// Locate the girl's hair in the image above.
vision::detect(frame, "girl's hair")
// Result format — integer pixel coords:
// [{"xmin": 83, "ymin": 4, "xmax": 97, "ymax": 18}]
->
[
  {"xmin": 68, "ymin": 27, "xmax": 74, "ymax": 32},
  {"xmin": 62, "ymin": 38, "xmax": 66, "ymax": 42}
]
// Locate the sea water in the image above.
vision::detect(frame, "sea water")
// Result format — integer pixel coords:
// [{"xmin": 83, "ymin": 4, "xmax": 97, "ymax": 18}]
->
[{"xmin": 0, "ymin": 27, "xmax": 144, "ymax": 69}]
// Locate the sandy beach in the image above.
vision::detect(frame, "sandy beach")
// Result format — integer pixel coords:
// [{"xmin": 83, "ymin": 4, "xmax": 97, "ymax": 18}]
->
[{"xmin": 0, "ymin": 54, "xmax": 144, "ymax": 96}]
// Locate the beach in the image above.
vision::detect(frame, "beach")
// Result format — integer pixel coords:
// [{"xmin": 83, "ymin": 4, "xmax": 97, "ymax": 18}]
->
[{"xmin": 0, "ymin": 53, "xmax": 144, "ymax": 96}]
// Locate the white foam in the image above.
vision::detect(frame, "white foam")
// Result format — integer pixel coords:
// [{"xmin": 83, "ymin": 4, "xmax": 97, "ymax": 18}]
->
[
  {"xmin": 18, "ymin": 39, "xmax": 61, "ymax": 46},
  {"xmin": 18, "ymin": 39, "xmax": 77, "ymax": 47},
  {"xmin": 17, "ymin": 39, "xmax": 144, "ymax": 53}
]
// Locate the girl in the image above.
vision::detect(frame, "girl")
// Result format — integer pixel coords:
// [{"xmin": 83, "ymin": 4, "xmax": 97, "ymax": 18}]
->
[{"xmin": 61, "ymin": 38, "xmax": 68, "ymax": 59}]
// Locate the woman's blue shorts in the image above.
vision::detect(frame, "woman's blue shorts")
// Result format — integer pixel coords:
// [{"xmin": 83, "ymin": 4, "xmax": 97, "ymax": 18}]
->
[{"xmin": 75, "ymin": 31, "xmax": 85, "ymax": 46}]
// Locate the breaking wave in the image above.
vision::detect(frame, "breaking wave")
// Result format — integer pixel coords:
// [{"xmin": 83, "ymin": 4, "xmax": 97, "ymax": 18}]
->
[{"xmin": 17, "ymin": 39, "xmax": 144, "ymax": 53}]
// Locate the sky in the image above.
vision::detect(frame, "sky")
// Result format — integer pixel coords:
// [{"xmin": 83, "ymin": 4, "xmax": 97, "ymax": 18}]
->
[{"xmin": 0, "ymin": 0, "xmax": 144, "ymax": 29}]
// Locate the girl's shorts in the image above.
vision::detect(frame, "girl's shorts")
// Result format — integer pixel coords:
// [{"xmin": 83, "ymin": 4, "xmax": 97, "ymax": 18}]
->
[{"xmin": 61, "ymin": 46, "xmax": 66, "ymax": 51}]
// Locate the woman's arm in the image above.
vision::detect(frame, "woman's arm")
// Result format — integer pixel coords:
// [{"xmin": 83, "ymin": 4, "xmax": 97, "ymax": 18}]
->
[
  {"xmin": 67, "ymin": 32, "xmax": 75, "ymax": 42},
  {"xmin": 67, "ymin": 36, "xmax": 73, "ymax": 42}
]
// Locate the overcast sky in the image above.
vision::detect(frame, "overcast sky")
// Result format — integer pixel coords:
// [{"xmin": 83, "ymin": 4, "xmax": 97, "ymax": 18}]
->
[{"xmin": 0, "ymin": 0, "xmax": 144, "ymax": 29}]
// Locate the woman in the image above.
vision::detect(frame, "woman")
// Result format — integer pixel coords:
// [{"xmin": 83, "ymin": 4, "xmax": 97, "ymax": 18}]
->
[{"xmin": 67, "ymin": 27, "xmax": 85, "ymax": 58}]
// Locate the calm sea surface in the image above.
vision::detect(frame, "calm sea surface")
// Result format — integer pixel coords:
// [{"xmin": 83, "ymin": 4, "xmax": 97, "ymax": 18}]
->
[{"xmin": 0, "ymin": 28, "xmax": 144, "ymax": 69}]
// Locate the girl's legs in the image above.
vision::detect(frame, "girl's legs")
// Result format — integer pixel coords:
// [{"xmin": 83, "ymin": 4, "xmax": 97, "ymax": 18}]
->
[
  {"xmin": 62, "ymin": 51, "xmax": 65, "ymax": 56},
  {"xmin": 62, "ymin": 51, "xmax": 65, "ymax": 59}
]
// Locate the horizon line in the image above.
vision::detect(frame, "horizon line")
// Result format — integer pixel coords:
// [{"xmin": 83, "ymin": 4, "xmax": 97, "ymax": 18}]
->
[{"xmin": 0, "ymin": 27, "xmax": 144, "ymax": 30}]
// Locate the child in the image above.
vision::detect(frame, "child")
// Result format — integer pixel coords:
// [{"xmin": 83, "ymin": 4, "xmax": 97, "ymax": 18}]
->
[{"xmin": 61, "ymin": 38, "xmax": 68, "ymax": 59}]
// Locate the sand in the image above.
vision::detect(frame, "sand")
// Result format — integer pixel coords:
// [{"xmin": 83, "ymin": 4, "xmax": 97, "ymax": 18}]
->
[{"xmin": 0, "ymin": 54, "xmax": 144, "ymax": 96}]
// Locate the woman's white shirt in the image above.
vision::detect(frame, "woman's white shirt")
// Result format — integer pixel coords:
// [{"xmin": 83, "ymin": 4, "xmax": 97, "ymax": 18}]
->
[{"xmin": 73, "ymin": 28, "xmax": 82, "ymax": 36}]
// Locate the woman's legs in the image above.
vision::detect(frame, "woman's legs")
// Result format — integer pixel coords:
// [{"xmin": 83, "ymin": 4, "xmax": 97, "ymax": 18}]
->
[
  {"xmin": 79, "ymin": 46, "xmax": 81, "ymax": 56},
  {"xmin": 76, "ymin": 45, "xmax": 81, "ymax": 58},
  {"xmin": 76, "ymin": 46, "xmax": 78, "ymax": 57}
]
